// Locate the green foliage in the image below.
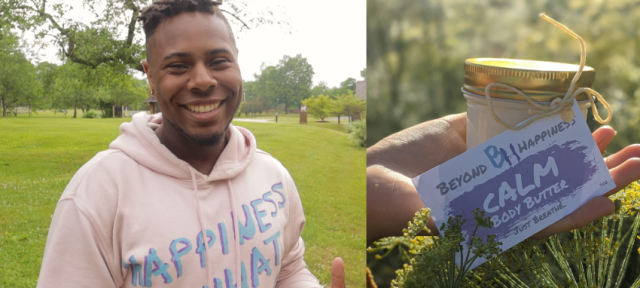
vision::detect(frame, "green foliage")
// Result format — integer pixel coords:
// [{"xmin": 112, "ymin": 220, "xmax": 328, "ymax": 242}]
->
[
  {"xmin": 348, "ymin": 120, "xmax": 367, "ymax": 147},
  {"xmin": 254, "ymin": 54, "xmax": 314, "ymax": 112},
  {"xmin": 82, "ymin": 111, "xmax": 98, "ymax": 118},
  {"xmin": 0, "ymin": 29, "xmax": 42, "ymax": 117},
  {"xmin": 311, "ymin": 81, "xmax": 330, "ymax": 97},
  {"xmin": 239, "ymin": 98, "xmax": 269, "ymax": 116},
  {"xmin": 325, "ymin": 92, "xmax": 366, "ymax": 124},
  {"xmin": 7, "ymin": 0, "xmax": 285, "ymax": 72},
  {"xmin": 369, "ymin": 182, "xmax": 640, "ymax": 288},
  {"xmin": 33, "ymin": 61, "xmax": 148, "ymax": 118},
  {"xmin": 367, "ymin": 0, "xmax": 640, "ymax": 150},
  {"xmin": 236, "ymin": 102, "xmax": 245, "ymax": 117},
  {"xmin": 340, "ymin": 77, "xmax": 357, "ymax": 93},
  {"xmin": 302, "ymin": 95, "xmax": 332, "ymax": 121},
  {"xmin": 311, "ymin": 79, "xmax": 359, "ymax": 99},
  {"xmin": 370, "ymin": 208, "xmax": 503, "ymax": 288}
]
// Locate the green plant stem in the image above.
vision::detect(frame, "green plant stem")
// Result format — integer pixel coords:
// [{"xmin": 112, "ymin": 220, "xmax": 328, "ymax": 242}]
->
[
  {"xmin": 587, "ymin": 229, "xmax": 596, "ymax": 287},
  {"xmin": 547, "ymin": 236, "xmax": 579, "ymax": 287},
  {"xmin": 605, "ymin": 219, "xmax": 623, "ymax": 288},
  {"xmin": 598, "ymin": 218, "xmax": 609, "ymax": 288},
  {"xmin": 531, "ymin": 243, "xmax": 558, "ymax": 287},
  {"xmin": 614, "ymin": 212, "xmax": 640, "ymax": 288},
  {"xmin": 495, "ymin": 258, "xmax": 529, "ymax": 288},
  {"xmin": 574, "ymin": 230, "xmax": 588, "ymax": 286}
]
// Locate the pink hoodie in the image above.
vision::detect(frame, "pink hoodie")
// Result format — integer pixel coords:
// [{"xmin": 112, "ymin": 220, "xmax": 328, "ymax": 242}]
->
[{"xmin": 38, "ymin": 113, "xmax": 321, "ymax": 288}]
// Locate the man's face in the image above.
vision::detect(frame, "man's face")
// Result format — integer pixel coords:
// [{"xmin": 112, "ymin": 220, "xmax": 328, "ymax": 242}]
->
[{"xmin": 143, "ymin": 12, "xmax": 241, "ymax": 146}]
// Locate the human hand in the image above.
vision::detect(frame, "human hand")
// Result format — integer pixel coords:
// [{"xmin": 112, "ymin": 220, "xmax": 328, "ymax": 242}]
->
[
  {"xmin": 367, "ymin": 112, "xmax": 640, "ymax": 244},
  {"xmin": 367, "ymin": 113, "xmax": 467, "ymax": 244},
  {"xmin": 329, "ymin": 257, "xmax": 345, "ymax": 288},
  {"xmin": 530, "ymin": 126, "xmax": 640, "ymax": 239}
]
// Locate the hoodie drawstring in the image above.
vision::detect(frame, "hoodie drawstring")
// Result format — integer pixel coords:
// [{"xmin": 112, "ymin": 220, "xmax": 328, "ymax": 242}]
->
[
  {"xmin": 189, "ymin": 167, "xmax": 212, "ymax": 286},
  {"xmin": 189, "ymin": 168, "xmax": 241, "ymax": 288},
  {"xmin": 227, "ymin": 179, "xmax": 241, "ymax": 287}
]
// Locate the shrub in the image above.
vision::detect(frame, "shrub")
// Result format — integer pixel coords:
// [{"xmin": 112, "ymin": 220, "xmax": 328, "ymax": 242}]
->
[
  {"xmin": 82, "ymin": 111, "xmax": 98, "ymax": 118},
  {"xmin": 369, "ymin": 181, "xmax": 640, "ymax": 288},
  {"xmin": 348, "ymin": 120, "xmax": 366, "ymax": 147}
]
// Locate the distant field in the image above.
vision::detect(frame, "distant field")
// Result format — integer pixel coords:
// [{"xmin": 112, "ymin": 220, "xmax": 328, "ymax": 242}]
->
[
  {"xmin": 10, "ymin": 109, "xmax": 352, "ymax": 133},
  {"xmin": 0, "ymin": 117, "xmax": 365, "ymax": 287}
]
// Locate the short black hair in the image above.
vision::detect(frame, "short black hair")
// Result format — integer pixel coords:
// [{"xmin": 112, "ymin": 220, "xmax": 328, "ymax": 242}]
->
[{"xmin": 138, "ymin": 0, "xmax": 235, "ymax": 44}]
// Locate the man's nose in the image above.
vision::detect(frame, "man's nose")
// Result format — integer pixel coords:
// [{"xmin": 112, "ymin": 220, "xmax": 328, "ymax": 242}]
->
[{"xmin": 188, "ymin": 62, "xmax": 217, "ymax": 93}]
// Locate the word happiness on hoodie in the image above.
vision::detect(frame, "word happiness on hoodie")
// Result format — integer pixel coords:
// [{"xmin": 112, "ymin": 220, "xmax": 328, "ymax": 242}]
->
[{"xmin": 122, "ymin": 183, "xmax": 286, "ymax": 288}]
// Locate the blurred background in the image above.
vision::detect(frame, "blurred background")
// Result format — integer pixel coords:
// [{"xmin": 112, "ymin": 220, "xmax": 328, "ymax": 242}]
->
[
  {"xmin": 367, "ymin": 0, "xmax": 640, "ymax": 286},
  {"xmin": 367, "ymin": 0, "xmax": 640, "ymax": 151}
]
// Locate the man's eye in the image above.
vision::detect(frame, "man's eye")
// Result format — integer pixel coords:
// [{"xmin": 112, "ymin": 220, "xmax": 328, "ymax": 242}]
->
[
  {"xmin": 168, "ymin": 64, "xmax": 188, "ymax": 69},
  {"xmin": 211, "ymin": 59, "xmax": 230, "ymax": 66}
]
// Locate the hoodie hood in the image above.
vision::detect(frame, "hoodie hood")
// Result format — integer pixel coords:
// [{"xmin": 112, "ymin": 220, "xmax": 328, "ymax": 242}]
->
[{"xmin": 109, "ymin": 112, "xmax": 256, "ymax": 182}]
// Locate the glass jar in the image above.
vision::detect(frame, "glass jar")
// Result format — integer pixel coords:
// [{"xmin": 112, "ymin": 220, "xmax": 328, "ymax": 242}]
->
[{"xmin": 463, "ymin": 58, "xmax": 595, "ymax": 150}]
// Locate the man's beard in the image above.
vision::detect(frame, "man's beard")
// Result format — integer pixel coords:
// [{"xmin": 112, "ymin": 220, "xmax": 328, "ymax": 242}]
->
[{"xmin": 164, "ymin": 117, "xmax": 231, "ymax": 147}]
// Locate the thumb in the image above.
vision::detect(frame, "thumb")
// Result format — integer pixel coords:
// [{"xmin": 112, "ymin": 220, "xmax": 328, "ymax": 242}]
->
[{"xmin": 329, "ymin": 257, "xmax": 346, "ymax": 288}]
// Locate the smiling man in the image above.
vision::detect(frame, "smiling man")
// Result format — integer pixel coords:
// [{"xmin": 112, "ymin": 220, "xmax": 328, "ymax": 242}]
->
[{"xmin": 37, "ymin": 1, "xmax": 344, "ymax": 287}]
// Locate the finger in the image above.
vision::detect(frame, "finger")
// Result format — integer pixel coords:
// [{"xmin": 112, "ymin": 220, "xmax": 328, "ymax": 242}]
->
[
  {"xmin": 592, "ymin": 125, "xmax": 615, "ymax": 154},
  {"xmin": 367, "ymin": 165, "xmax": 439, "ymax": 245},
  {"xmin": 530, "ymin": 196, "xmax": 614, "ymax": 239},
  {"xmin": 604, "ymin": 144, "xmax": 640, "ymax": 169},
  {"xmin": 442, "ymin": 112, "xmax": 468, "ymax": 142},
  {"xmin": 329, "ymin": 257, "xmax": 345, "ymax": 288},
  {"xmin": 603, "ymin": 157, "xmax": 640, "ymax": 197},
  {"xmin": 367, "ymin": 113, "xmax": 467, "ymax": 177}
]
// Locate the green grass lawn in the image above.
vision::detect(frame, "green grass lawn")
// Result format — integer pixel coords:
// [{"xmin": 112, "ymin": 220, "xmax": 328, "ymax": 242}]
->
[
  {"xmin": 12, "ymin": 109, "xmax": 353, "ymax": 133},
  {"xmin": 0, "ymin": 116, "xmax": 365, "ymax": 287}
]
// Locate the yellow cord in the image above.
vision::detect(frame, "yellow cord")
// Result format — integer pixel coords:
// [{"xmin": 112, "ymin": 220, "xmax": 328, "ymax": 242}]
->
[{"xmin": 484, "ymin": 13, "xmax": 612, "ymax": 130}]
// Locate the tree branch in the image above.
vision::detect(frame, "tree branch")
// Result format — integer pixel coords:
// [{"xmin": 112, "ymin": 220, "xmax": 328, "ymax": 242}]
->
[
  {"xmin": 16, "ymin": 4, "xmax": 68, "ymax": 35},
  {"xmin": 125, "ymin": 7, "xmax": 138, "ymax": 47},
  {"xmin": 221, "ymin": 9, "xmax": 250, "ymax": 30},
  {"xmin": 124, "ymin": 0, "xmax": 138, "ymax": 47}
]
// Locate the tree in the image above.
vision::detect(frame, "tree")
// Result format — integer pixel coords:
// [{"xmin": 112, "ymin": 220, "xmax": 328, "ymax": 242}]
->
[
  {"xmin": 335, "ymin": 91, "xmax": 365, "ymax": 123},
  {"xmin": 254, "ymin": 54, "xmax": 314, "ymax": 113},
  {"xmin": 311, "ymin": 81, "xmax": 330, "ymax": 97},
  {"xmin": 329, "ymin": 93, "xmax": 354, "ymax": 124},
  {"xmin": 321, "ymin": 77, "xmax": 358, "ymax": 98},
  {"xmin": 7, "ymin": 0, "xmax": 288, "ymax": 72},
  {"xmin": 302, "ymin": 94, "xmax": 332, "ymax": 122},
  {"xmin": 50, "ymin": 63, "xmax": 98, "ymax": 118},
  {"xmin": 36, "ymin": 61, "xmax": 59, "ymax": 110},
  {"xmin": 0, "ymin": 30, "xmax": 41, "ymax": 117},
  {"xmin": 340, "ymin": 77, "xmax": 357, "ymax": 93}
]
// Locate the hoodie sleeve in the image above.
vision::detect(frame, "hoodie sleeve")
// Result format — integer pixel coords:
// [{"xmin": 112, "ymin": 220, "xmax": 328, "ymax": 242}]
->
[
  {"xmin": 37, "ymin": 197, "xmax": 118, "ymax": 288},
  {"xmin": 276, "ymin": 238, "xmax": 323, "ymax": 287},
  {"xmin": 274, "ymin": 172, "xmax": 323, "ymax": 288}
]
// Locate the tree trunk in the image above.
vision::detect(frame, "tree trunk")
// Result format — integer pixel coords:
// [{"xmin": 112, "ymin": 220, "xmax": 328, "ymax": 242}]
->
[
  {"xmin": 73, "ymin": 107, "xmax": 77, "ymax": 118},
  {"xmin": 338, "ymin": 116, "xmax": 340, "ymax": 124},
  {"xmin": 1, "ymin": 93, "xmax": 5, "ymax": 117}
]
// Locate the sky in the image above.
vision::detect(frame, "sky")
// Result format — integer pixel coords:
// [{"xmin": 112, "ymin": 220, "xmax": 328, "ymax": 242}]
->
[{"xmin": 30, "ymin": 0, "xmax": 366, "ymax": 88}]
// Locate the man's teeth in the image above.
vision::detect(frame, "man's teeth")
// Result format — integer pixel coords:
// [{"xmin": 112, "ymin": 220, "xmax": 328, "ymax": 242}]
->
[{"xmin": 186, "ymin": 102, "xmax": 220, "ymax": 113}]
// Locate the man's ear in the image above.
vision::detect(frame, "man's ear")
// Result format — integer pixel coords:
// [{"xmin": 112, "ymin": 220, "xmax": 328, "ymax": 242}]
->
[{"xmin": 142, "ymin": 59, "xmax": 154, "ymax": 90}]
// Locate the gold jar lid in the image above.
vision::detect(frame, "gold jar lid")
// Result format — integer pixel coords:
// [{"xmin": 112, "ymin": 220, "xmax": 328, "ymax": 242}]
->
[{"xmin": 463, "ymin": 58, "xmax": 595, "ymax": 102}]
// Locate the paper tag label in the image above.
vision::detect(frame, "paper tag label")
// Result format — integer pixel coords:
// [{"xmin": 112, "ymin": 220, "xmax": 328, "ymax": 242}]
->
[{"xmin": 412, "ymin": 101, "xmax": 615, "ymax": 269}]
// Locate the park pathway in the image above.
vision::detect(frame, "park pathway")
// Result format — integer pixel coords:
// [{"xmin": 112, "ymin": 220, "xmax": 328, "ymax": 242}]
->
[{"xmin": 233, "ymin": 118, "xmax": 271, "ymax": 123}]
